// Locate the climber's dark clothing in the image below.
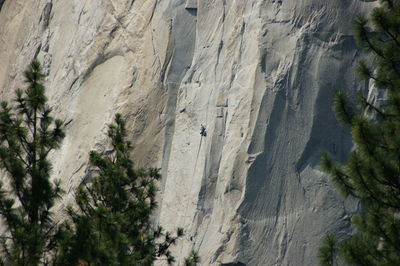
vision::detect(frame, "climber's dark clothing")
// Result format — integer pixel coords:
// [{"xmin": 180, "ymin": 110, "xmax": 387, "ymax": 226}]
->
[{"xmin": 200, "ymin": 125, "xmax": 207, "ymax": 137}]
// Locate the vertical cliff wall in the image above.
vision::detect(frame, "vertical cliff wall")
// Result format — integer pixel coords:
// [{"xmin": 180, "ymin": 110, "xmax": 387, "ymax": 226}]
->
[{"xmin": 0, "ymin": 0, "xmax": 377, "ymax": 265}]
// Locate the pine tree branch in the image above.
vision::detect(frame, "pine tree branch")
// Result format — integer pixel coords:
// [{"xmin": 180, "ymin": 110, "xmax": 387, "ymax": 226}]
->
[
  {"xmin": 14, "ymin": 132, "xmax": 29, "ymax": 158},
  {"xmin": 355, "ymin": 123, "xmax": 400, "ymax": 193},
  {"xmin": 0, "ymin": 149, "xmax": 28, "ymax": 210},
  {"xmin": 361, "ymin": 97, "xmax": 387, "ymax": 118},
  {"xmin": 357, "ymin": 167, "xmax": 398, "ymax": 208},
  {"xmin": 383, "ymin": 28, "xmax": 400, "ymax": 50},
  {"xmin": 0, "ymin": 200, "xmax": 18, "ymax": 242},
  {"xmin": 363, "ymin": 35, "xmax": 400, "ymax": 75},
  {"xmin": 83, "ymin": 185, "xmax": 100, "ymax": 212},
  {"xmin": 8, "ymin": 145, "xmax": 29, "ymax": 171},
  {"xmin": 0, "ymin": 238, "xmax": 12, "ymax": 264}
]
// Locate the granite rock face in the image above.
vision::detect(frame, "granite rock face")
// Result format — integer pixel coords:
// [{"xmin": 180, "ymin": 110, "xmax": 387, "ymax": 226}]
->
[{"xmin": 0, "ymin": 0, "xmax": 377, "ymax": 265}]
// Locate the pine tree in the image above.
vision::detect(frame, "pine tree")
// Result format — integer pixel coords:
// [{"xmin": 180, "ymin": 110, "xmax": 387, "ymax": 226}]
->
[
  {"xmin": 318, "ymin": 233, "xmax": 338, "ymax": 266},
  {"xmin": 320, "ymin": 0, "xmax": 400, "ymax": 265},
  {"xmin": 57, "ymin": 114, "xmax": 184, "ymax": 265},
  {"xmin": 184, "ymin": 250, "xmax": 200, "ymax": 266},
  {"xmin": 0, "ymin": 60, "xmax": 65, "ymax": 265}
]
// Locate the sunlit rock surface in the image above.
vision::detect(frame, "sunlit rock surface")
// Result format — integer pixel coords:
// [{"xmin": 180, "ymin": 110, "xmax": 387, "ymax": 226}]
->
[{"xmin": 0, "ymin": 0, "xmax": 377, "ymax": 265}]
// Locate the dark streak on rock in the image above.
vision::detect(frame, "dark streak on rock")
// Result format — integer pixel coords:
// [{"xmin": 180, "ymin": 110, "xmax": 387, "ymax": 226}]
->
[
  {"xmin": 81, "ymin": 52, "xmax": 122, "ymax": 82},
  {"xmin": 34, "ymin": 44, "xmax": 42, "ymax": 60},
  {"xmin": 64, "ymin": 119, "xmax": 73, "ymax": 127},
  {"xmin": 0, "ymin": 0, "xmax": 5, "ymax": 12},
  {"xmin": 41, "ymin": 2, "xmax": 53, "ymax": 28},
  {"xmin": 77, "ymin": 8, "xmax": 84, "ymax": 25},
  {"xmin": 68, "ymin": 77, "xmax": 79, "ymax": 91},
  {"xmin": 221, "ymin": 263, "xmax": 246, "ymax": 266}
]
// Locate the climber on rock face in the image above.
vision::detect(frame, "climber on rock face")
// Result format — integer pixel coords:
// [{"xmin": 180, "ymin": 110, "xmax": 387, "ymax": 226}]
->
[{"xmin": 200, "ymin": 124, "xmax": 207, "ymax": 137}]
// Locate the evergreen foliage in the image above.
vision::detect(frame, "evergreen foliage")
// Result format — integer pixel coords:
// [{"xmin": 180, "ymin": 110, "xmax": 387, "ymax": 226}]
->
[
  {"xmin": 318, "ymin": 233, "xmax": 338, "ymax": 266},
  {"xmin": 0, "ymin": 61, "xmax": 196, "ymax": 265},
  {"xmin": 184, "ymin": 250, "xmax": 200, "ymax": 266},
  {"xmin": 0, "ymin": 60, "xmax": 65, "ymax": 265},
  {"xmin": 320, "ymin": 0, "xmax": 400, "ymax": 265},
  {"xmin": 56, "ymin": 114, "xmax": 184, "ymax": 265}
]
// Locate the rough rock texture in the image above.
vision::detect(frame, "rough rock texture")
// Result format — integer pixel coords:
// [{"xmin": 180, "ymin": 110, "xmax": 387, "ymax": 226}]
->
[{"xmin": 0, "ymin": 0, "xmax": 378, "ymax": 265}]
